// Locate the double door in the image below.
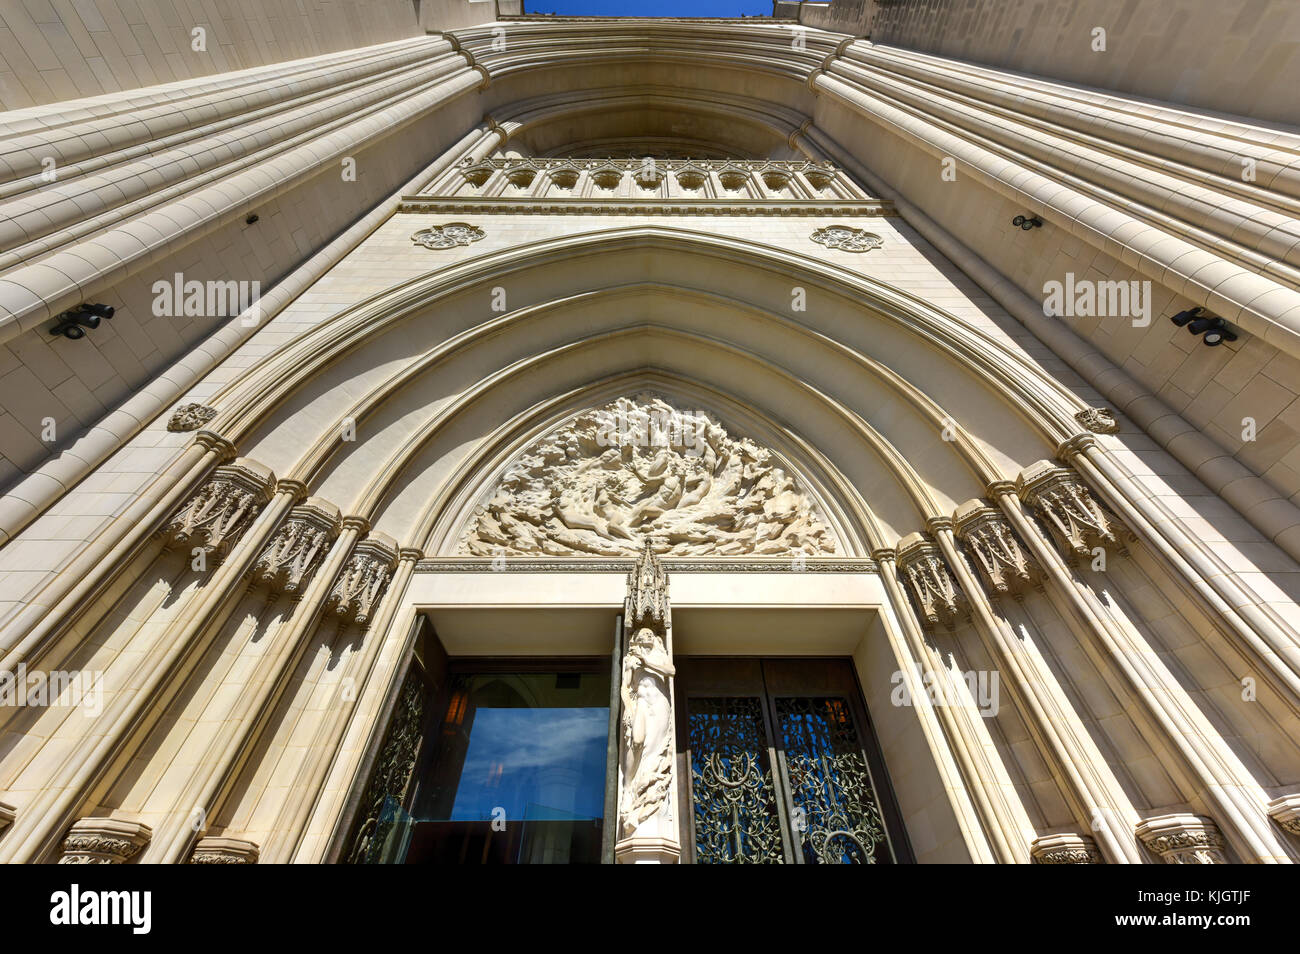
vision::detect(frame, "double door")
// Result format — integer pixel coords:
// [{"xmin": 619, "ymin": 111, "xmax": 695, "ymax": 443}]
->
[{"xmin": 675, "ymin": 657, "xmax": 910, "ymax": 864}]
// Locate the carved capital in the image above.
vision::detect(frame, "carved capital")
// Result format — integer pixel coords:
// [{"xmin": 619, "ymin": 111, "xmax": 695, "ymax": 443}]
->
[
  {"xmin": 193, "ymin": 429, "xmax": 237, "ymax": 460},
  {"xmin": 1016, "ymin": 461, "xmax": 1122, "ymax": 561},
  {"xmin": 1136, "ymin": 814, "xmax": 1228, "ymax": 864},
  {"xmin": 1030, "ymin": 832, "xmax": 1103, "ymax": 864},
  {"xmin": 953, "ymin": 500, "xmax": 1038, "ymax": 597},
  {"xmin": 895, "ymin": 532, "xmax": 964, "ymax": 629},
  {"xmin": 325, "ymin": 534, "xmax": 398, "ymax": 627},
  {"xmin": 58, "ymin": 817, "xmax": 152, "ymax": 864},
  {"xmin": 249, "ymin": 498, "xmax": 341, "ymax": 596},
  {"xmin": 1267, "ymin": 793, "xmax": 1300, "ymax": 836},
  {"xmin": 1075, "ymin": 407, "xmax": 1120, "ymax": 434},
  {"xmin": 162, "ymin": 459, "xmax": 275, "ymax": 559},
  {"xmin": 167, "ymin": 402, "xmax": 217, "ymax": 432},
  {"xmin": 190, "ymin": 835, "xmax": 259, "ymax": 864}
]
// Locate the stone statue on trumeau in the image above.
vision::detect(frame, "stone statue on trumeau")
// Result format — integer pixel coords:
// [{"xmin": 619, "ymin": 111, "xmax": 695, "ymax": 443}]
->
[
  {"xmin": 619, "ymin": 625, "xmax": 675, "ymax": 839},
  {"xmin": 616, "ymin": 539, "xmax": 680, "ymax": 862}
]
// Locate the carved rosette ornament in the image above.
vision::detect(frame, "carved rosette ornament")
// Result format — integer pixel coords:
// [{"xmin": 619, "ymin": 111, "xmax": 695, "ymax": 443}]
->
[
  {"xmin": 162, "ymin": 459, "xmax": 275, "ymax": 559},
  {"xmin": 895, "ymin": 532, "xmax": 964, "ymax": 629},
  {"xmin": 617, "ymin": 539, "xmax": 680, "ymax": 864},
  {"xmin": 1075, "ymin": 407, "xmax": 1120, "ymax": 434},
  {"xmin": 58, "ymin": 818, "xmax": 152, "ymax": 864},
  {"xmin": 460, "ymin": 393, "xmax": 837, "ymax": 557},
  {"xmin": 1016, "ymin": 461, "xmax": 1122, "ymax": 561},
  {"xmin": 411, "ymin": 222, "xmax": 485, "ymax": 249},
  {"xmin": 190, "ymin": 835, "xmax": 259, "ymax": 864},
  {"xmin": 953, "ymin": 500, "xmax": 1037, "ymax": 597},
  {"xmin": 1136, "ymin": 814, "xmax": 1228, "ymax": 864},
  {"xmin": 167, "ymin": 402, "xmax": 217, "ymax": 432},
  {"xmin": 1030, "ymin": 832, "xmax": 1103, "ymax": 864},
  {"xmin": 325, "ymin": 534, "xmax": 398, "ymax": 627},
  {"xmin": 249, "ymin": 498, "xmax": 340, "ymax": 596},
  {"xmin": 810, "ymin": 225, "xmax": 883, "ymax": 253}
]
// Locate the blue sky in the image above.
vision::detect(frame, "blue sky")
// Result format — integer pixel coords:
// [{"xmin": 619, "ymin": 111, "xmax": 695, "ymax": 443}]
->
[{"xmin": 525, "ymin": 1, "xmax": 773, "ymax": 15}]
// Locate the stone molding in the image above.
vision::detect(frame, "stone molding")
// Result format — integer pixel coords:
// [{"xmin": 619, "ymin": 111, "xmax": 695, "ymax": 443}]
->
[
  {"xmin": 325, "ymin": 534, "xmax": 399, "ymax": 627},
  {"xmin": 0, "ymin": 800, "xmax": 13, "ymax": 831},
  {"xmin": 58, "ymin": 817, "xmax": 152, "ymax": 864},
  {"xmin": 167, "ymin": 402, "xmax": 217, "ymax": 432},
  {"xmin": 895, "ymin": 532, "xmax": 964, "ymax": 629},
  {"xmin": 1016, "ymin": 461, "xmax": 1122, "ymax": 561},
  {"xmin": 416, "ymin": 556, "xmax": 877, "ymax": 573},
  {"xmin": 953, "ymin": 500, "xmax": 1037, "ymax": 597},
  {"xmin": 1030, "ymin": 832, "xmax": 1103, "ymax": 864},
  {"xmin": 1136, "ymin": 814, "xmax": 1228, "ymax": 864},
  {"xmin": 249, "ymin": 498, "xmax": 342, "ymax": 596},
  {"xmin": 190, "ymin": 835, "xmax": 259, "ymax": 864},
  {"xmin": 397, "ymin": 197, "xmax": 895, "ymax": 217},
  {"xmin": 161, "ymin": 459, "xmax": 275, "ymax": 558}
]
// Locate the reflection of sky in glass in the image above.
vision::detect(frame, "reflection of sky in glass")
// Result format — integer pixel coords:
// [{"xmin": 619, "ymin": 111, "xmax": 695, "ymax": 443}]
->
[{"xmin": 449, "ymin": 708, "xmax": 609, "ymax": 821}]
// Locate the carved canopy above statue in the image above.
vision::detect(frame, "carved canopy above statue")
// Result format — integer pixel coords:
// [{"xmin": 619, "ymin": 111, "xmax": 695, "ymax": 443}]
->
[{"xmin": 459, "ymin": 394, "xmax": 838, "ymax": 556}]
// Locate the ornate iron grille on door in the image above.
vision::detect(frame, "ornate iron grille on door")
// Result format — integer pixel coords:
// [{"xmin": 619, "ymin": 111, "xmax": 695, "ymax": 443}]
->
[{"xmin": 678, "ymin": 658, "xmax": 908, "ymax": 864}]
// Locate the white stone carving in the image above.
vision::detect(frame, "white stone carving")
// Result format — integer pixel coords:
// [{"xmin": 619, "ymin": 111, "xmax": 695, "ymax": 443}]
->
[
  {"xmin": 162, "ymin": 459, "xmax": 275, "ymax": 558},
  {"xmin": 190, "ymin": 835, "xmax": 259, "ymax": 864},
  {"xmin": 1016, "ymin": 461, "xmax": 1122, "ymax": 560},
  {"xmin": 617, "ymin": 540, "xmax": 679, "ymax": 862},
  {"xmin": 460, "ymin": 393, "xmax": 838, "ymax": 557},
  {"xmin": 58, "ymin": 817, "xmax": 152, "ymax": 864},
  {"xmin": 250, "ymin": 498, "xmax": 340, "ymax": 596},
  {"xmin": 896, "ymin": 532, "xmax": 964, "ymax": 629},
  {"xmin": 411, "ymin": 222, "xmax": 485, "ymax": 249},
  {"xmin": 325, "ymin": 534, "xmax": 398, "ymax": 626},
  {"xmin": 1136, "ymin": 814, "xmax": 1228, "ymax": 864},
  {"xmin": 1075, "ymin": 407, "xmax": 1120, "ymax": 434},
  {"xmin": 954, "ymin": 501, "xmax": 1037, "ymax": 597},
  {"xmin": 167, "ymin": 402, "xmax": 217, "ymax": 432},
  {"xmin": 811, "ymin": 225, "xmax": 883, "ymax": 252},
  {"xmin": 1030, "ymin": 832, "xmax": 1103, "ymax": 864}
]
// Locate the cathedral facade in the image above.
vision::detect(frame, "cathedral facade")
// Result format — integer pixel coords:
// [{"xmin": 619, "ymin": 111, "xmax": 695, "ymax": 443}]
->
[{"xmin": 0, "ymin": 0, "xmax": 1299, "ymax": 864}]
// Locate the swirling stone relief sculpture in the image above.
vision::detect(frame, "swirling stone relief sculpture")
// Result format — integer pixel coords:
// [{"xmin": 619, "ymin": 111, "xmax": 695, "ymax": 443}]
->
[{"xmin": 459, "ymin": 393, "xmax": 838, "ymax": 556}]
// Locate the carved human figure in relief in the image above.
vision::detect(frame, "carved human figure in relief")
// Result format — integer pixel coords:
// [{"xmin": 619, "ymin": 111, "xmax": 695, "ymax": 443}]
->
[
  {"xmin": 619, "ymin": 626, "xmax": 676, "ymax": 838},
  {"xmin": 460, "ymin": 393, "xmax": 838, "ymax": 556}
]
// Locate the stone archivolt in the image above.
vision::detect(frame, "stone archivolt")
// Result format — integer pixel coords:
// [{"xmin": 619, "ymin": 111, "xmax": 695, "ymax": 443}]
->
[
  {"xmin": 161, "ymin": 460, "xmax": 275, "ymax": 559},
  {"xmin": 460, "ymin": 393, "xmax": 838, "ymax": 557}
]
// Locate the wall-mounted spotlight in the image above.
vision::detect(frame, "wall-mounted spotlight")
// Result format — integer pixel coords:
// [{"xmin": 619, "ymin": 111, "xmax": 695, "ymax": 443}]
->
[
  {"xmin": 1012, "ymin": 214, "xmax": 1043, "ymax": 230},
  {"xmin": 244, "ymin": 213, "xmax": 259, "ymax": 225},
  {"xmin": 50, "ymin": 303, "xmax": 114, "ymax": 339},
  {"xmin": 1170, "ymin": 307, "xmax": 1237, "ymax": 346}
]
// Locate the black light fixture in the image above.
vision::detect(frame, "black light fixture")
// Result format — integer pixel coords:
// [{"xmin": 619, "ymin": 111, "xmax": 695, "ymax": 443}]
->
[
  {"xmin": 1169, "ymin": 307, "xmax": 1238, "ymax": 347},
  {"xmin": 1012, "ymin": 214, "xmax": 1043, "ymax": 230},
  {"xmin": 50, "ymin": 303, "xmax": 114, "ymax": 339},
  {"xmin": 245, "ymin": 213, "xmax": 259, "ymax": 225},
  {"xmin": 1189, "ymin": 316, "xmax": 1238, "ymax": 346}
]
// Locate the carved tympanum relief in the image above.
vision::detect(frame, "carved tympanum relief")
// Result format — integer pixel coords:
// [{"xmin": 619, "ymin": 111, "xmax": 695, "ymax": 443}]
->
[{"xmin": 460, "ymin": 394, "xmax": 838, "ymax": 556}]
